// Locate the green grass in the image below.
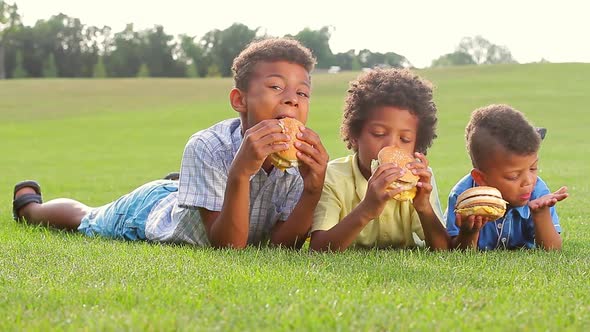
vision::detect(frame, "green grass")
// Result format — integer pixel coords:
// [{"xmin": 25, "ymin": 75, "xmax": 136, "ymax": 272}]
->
[{"xmin": 1, "ymin": 64, "xmax": 590, "ymax": 330}]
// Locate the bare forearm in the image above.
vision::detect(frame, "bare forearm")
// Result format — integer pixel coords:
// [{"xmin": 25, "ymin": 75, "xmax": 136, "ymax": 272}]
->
[
  {"xmin": 533, "ymin": 210, "xmax": 562, "ymax": 250},
  {"xmin": 209, "ymin": 172, "xmax": 250, "ymax": 248},
  {"xmin": 310, "ymin": 203, "xmax": 373, "ymax": 252},
  {"xmin": 451, "ymin": 232, "xmax": 479, "ymax": 250},
  {"xmin": 271, "ymin": 192, "xmax": 320, "ymax": 248},
  {"xmin": 416, "ymin": 208, "xmax": 450, "ymax": 250}
]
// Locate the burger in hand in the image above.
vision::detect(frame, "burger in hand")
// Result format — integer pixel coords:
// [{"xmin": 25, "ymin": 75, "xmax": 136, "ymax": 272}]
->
[
  {"xmin": 371, "ymin": 146, "xmax": 419, "ymax": 201},
  {"xmin": 454, "ymin": 186, "xmax": 507, "ymax": 220},
  {"xmin": 270, "ymin": 117, "xmax": 305, "ymax": 171}
]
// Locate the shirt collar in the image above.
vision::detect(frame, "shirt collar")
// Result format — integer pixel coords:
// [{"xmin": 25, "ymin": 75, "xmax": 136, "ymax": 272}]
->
[{"xmin": 507, "ymin": 204, "xmax": 530, "ymax": 219}]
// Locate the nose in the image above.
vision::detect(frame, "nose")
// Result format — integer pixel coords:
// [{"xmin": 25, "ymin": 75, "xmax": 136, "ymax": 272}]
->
[
  {"xmin": 281, "ymin": 89, "xmax": 299, "ymax": 107},
  {"xmin": 383, "ymin": 137, "xmax": 401, "ymax": 149},
  {"xmin": 522, "ymin": 171, "xmax": 535, "ymax": 188}
]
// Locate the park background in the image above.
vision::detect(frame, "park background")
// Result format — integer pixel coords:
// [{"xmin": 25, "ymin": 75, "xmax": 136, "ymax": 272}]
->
[{"xmin": 2, "ymin": 1, "xmax": 590, "ymax": 331}]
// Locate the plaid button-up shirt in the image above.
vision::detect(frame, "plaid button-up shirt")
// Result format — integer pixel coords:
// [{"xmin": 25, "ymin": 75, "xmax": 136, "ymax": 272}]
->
[{"xmin": 146, "ymin": 118, "xmax": 304, "ymax": 246}]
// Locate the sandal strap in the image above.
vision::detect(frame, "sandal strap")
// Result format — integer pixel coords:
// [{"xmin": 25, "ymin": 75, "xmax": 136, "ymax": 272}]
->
[
  {"xmin": 14, "ymin": 180, "xmax": 42, "ymax": 197},
  {"xmin": 13, "ymin": 180, "xmax": 43, "ymax": 222}
]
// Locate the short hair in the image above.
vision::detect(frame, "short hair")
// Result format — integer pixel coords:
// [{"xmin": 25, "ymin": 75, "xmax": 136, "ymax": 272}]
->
[
  {"xmin": 466, "ymin": 104, "xmax": 541, "ymax": 169},
  {"xmin": 340, "ymin": 68, "xmax": 438, "ymax": 153},
  {"xmin": 231, "ymin": 38, "xmax": 316, "ymax": 91}
]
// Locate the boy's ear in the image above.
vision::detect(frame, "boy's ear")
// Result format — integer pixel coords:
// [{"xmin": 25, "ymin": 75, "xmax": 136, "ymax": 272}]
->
[
  {"xmin": 471, "ymin": 168, "xmax": 487, "ymax": 186},
  {"xmin": 349, "ymin": 137, "xmax": 358, "ymax": 151},
  {"xmin": 229, "ymin": 88, "xmax": 247, "ymax": 114}
]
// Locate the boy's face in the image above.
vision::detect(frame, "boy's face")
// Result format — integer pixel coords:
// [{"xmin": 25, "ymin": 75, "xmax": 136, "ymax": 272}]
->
[
  {"xmin": 352, "ymin": 106, "xmax": 418, "ymax": 179},
  {"xmin": 234, "ymin": 61, "xmax": 311, "ymax": 130},
  {"xmin": 473, "ymin": 149, "xmax": 539, "ymax": 207}
]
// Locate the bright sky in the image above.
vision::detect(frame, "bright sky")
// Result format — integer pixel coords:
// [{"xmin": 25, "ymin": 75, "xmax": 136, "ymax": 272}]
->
[{"xmin": 13, "ymin": 0, "xmax": 590, "ymax": 68}]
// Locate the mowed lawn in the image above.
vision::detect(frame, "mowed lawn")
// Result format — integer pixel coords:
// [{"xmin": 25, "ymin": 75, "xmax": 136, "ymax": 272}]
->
[{"xmin": 1, "ymin": 63, "xmax": 589, "ymax": 330}]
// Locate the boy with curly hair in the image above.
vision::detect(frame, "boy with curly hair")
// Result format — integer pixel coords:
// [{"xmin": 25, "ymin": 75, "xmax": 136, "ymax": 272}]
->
[
  {"xmin": 12, "ymin": 38, "xmax": 329, "ymax": 249},
  {"xmin": 309, "ymin": 68, "xmax": 449, "ymax": 251},
  {"xmin": 445, "ymin": 104, "xmax": 568, "ymax": 250}
]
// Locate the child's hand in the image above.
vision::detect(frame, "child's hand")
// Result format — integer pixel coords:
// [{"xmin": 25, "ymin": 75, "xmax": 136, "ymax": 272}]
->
[
  {"xmin": 455, "ymin": 213, "xmax": 491, "ymax": 235},
  {"xmin": 407, "ymin": 152, "xmax": 432, "ymax": 212},
  {"xmin": 294, "ymin": 126, "xmax": 329, "ymax": 195},
  {"xmin": 529, "ymin": 186, "xmax": 568, "ymax": 212},
  {"xmin": 233, "ymin": 119, "xmax": 289, "ymax": 177},
  {"xmin": 360, "ymin": 163, "xmax": 405, "ymax": 220}
]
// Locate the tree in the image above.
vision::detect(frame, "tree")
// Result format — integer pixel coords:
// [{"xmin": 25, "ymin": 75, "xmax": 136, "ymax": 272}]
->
[
  {"xmin": 357, "ymin": 49, "xmax": 410, "ymax": 69},
  {"xmin": 141, "ymin": 25, "xmax": 185, "ymax": 77},
  {"xmin": 42, "ymin": 52, "xmax": 57, "ymax": 77},
  {"xmin": 201, "ymin": 23, "xmax": 257, "ymax": 77},
  {"xmin": 179, "ymin": 34, "xmax": 207, "ymax": 77},
  {"xmin": 431, "ymin": 51, "xmax": 476, "ymax": 67},
  {"xmin": 0, "ymin": 1, "xmax": 21, "ymax": 79},
  {"xmin": 457, "ymin": 35, "xmax": 516, "ymax": 65},
  {"xmin": 288, "ymin": 26, "xmax": 333, "ymax": 69},
  {"xmin": 103, "ymin": 24, "xmax": 143, "ymax": 77},
  {"xmin": 93, "ymin": 56, "xmax": 106, "ymax": 77},
  {"xmin": 333, "ymin": 49, "xmax": 356, "ymax": 70}
]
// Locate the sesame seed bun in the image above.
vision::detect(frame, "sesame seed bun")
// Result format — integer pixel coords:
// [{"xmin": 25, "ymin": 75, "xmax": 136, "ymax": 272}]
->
[
  {"xmin": 454, "ymin": 186, "xmax": 507, "ymax": 219},
  {"xmin": 373, "ymin": 146, "xmax": 419, "ymax": 201},
  {"xmin": 270, "ymin": 118, "xmax": 304, "ymax": 171}
]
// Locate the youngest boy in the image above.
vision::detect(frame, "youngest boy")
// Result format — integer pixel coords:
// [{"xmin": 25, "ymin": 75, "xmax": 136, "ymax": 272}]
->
[{"xmin": 445, "ymin": 104, "xmax": 568, "ymax": 250}]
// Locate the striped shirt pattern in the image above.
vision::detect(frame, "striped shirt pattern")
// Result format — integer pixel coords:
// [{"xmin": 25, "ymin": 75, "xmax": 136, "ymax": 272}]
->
[{"xmin": 146, "ymin": 118, "xmax": 304, "ymax": 246}]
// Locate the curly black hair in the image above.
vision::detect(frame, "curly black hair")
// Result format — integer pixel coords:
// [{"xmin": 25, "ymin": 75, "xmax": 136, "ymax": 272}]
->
[
  {"xmin": 340, "ymin": 68, "xmax": 438, "ymax": 154},
  {"xmin": 466, "ymin": 104, "xmax": 541, "ymax": 169},
  {"xmin": 232, "ymin": 38, "xmax": 316, "ymax": 91}
]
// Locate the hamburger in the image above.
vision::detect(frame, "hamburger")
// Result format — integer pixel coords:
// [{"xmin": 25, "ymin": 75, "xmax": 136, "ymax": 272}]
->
[
  {"xmin": 454, "ymin": 186, "xmax": 507, "ymax": 220},
  {"xmin": 270, "ymin": 117, "xmax": 304, "ymax": 171},
  {"xmin": 371, "ymin": 146, "xmax": 419, "ymax": 201}
]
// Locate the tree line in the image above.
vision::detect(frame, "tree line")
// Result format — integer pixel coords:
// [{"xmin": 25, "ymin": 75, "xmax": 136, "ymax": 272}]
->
[{"xmin": 0, "ymin": 1, "xmax": 516, "ymax": 79}]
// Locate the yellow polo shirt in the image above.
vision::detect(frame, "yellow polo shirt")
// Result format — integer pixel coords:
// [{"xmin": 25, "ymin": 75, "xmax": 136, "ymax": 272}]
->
[{"xmin": 311, "ymin": 154, "xmax": 445, "ymax": 249}]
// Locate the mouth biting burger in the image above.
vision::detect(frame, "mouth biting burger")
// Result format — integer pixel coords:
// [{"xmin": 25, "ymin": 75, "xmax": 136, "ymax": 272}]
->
[
  {"xmin": 371, "ymin": 146, "xmax": 419, "ymax": 201},
  {"xmin": 269, "ymin": 117, "xmax": 304, "ymax": 171},
  {"xmin": 454, "ymin": 186, "xmax": 507, "ymax": 220}
]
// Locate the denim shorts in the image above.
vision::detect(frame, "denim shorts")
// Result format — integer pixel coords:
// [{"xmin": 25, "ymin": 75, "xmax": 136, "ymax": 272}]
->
[{"xmin": 78, "ymin": 180, "xmax": 178, "ymax": 241}]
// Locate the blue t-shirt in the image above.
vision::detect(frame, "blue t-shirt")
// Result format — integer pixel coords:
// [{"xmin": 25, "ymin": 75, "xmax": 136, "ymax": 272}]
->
[{"xmin": 445, "ymin": 174, "xmax": 561, "ymax": 250}]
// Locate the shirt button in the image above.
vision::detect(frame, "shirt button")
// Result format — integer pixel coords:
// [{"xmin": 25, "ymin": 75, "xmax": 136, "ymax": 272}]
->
[
  {"xmin": 497, "ymin": 223, "xmax": 503, "ymax": 229},
  {"xmin": 502, "ymin": 238, "xmax": 507, "ymax": 242}
]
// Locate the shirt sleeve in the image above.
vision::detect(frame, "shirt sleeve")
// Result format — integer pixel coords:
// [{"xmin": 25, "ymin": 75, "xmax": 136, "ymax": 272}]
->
[
  {"xmin": 177, "ymin": 134, "xmax": 227, "ymax": 211},
  {"xmin": 311, "ymin": 182, "xmax": 343, "ymax": 233}
]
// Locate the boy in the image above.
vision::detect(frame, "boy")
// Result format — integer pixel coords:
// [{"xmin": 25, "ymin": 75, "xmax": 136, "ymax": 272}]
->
[
  {"xmin": 445, "ymin": 104, "xmax": 568, "ymax": 250},
  {"xmin": 12, "ymin": 38, "xmax": 328, "ymax": 249},
  {"xmin": 309, "ymin": 68, "xmax": 449, "ymax": 251}
]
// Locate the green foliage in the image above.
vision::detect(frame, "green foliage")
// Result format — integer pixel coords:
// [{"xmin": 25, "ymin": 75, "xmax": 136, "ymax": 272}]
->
[
  {"xmin": 288, "ymin": 26, "xmax": 334, "ymax": 69},
  {"xmin": 1, "ymin": 64, "xmax": 590, "ymax": 330},
  {"xmin": 42, "ymin": 52, "xmax": 57, "ymax": 77},
  {"xmin": 185, "ymin": 62, "xmax": 197, "ymax": 78},
  {"xmin": 137, "ymin": 63, "xmax": 149, "ymax": 77},
  {"xmin": 11, "ymin": 48, "xmax": 25, "ymax": 77},
  {"xmin": 431, "ymin": 51, "xmax": 476, "ymax": 67},
  {"xmin": 200, "ymin": 23, "xmax": 257, "ymax": 77},
  {"xmin": 103, "ymin": 23, "xmax": 143, "ymax": 77},
  {"xmin": 457, "ymin": 35, "xmax": 517, "ymax": 65},
  {"xmin": 92, "ymin": 56, "xmax": 106, "ymax": 78},
  {"xmin": 142, "ymin": 25, "xmax": 185, "ymax": 77}
]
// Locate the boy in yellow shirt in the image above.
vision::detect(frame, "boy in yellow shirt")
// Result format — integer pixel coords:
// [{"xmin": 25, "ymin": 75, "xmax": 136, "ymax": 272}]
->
[{"xmin": 310, "ymin": 68, "xmax": 449, "ymax": 251}]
